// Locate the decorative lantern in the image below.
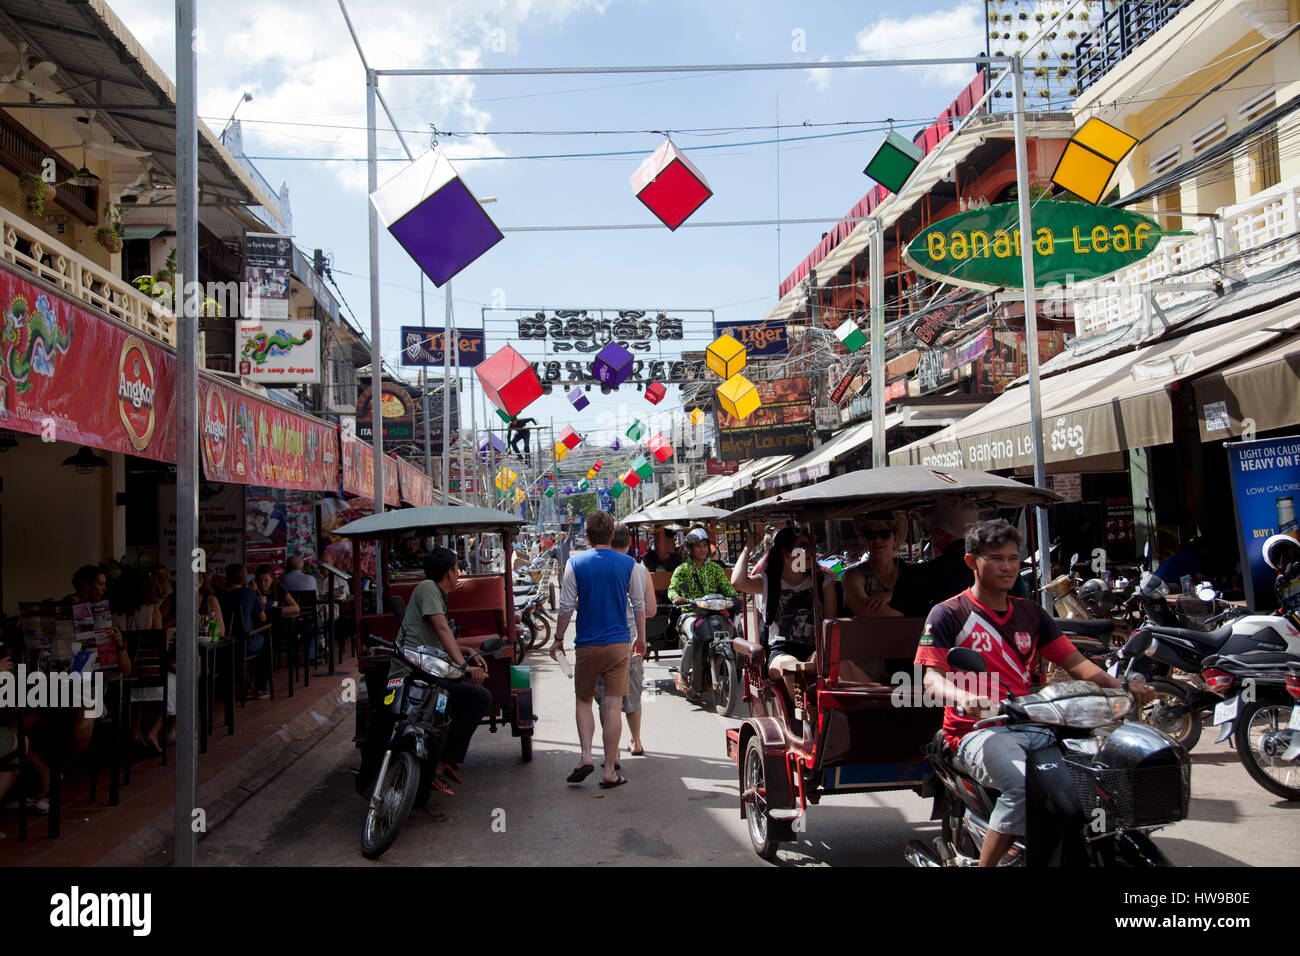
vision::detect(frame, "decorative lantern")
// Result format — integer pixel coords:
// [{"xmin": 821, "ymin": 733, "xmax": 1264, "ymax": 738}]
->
[
  {"xmin": 567, "ymin": 387, "xmax": 589, "ymax": 411},
  {"xmin": 609, "ymin": 438, "xmax": 622, "ymax": 452},
  {"xmin": 623, "ymin": 468, "xmax": 641, "ymax": 489},
  {"xmin": 717, "ymin": 373, "xmax": 760, "ymax": 421},
  {"xmin": 644, "ymin": 381, "xmax": 666, "ymax": 404},
  {"xmin": 579, "ymin": 477, "xmax": 590, "ymax": 491},
  {"xmin": 512, "ymin": 487, "xmax": 526, "ymax": 505},
  {"xmin": 476, "ymin": 345, "xmax": 543, "ymax": 417},
  {"xmin": 1050, "ymin": 117, "xmax": 1138, "ymax": 205},
  {"xmin": 558, "ymin": 426, "xmax": 581, "ymax": 449},
  {"xmin": 632, "ymin": 455, "xmax": 654, "ymax": 480},
  {"xmin": 592, "ymin": 460, "xmax": 603, "ymax": 472},
  {"xmin": 863, "ymin": 130, "xmax": 923, "ymax": 194},
  {"xmin": 706, "ymin": 333, "xmax": 746, "ymax": 379},
  {"xmin": 477, "ymin": 433, "xmax": 507, "ymax": 462},
  {"xmin": 630, "ymin": 138, "xmax": 713, "ymax": 230},
  {"xmin": 648, "ymin": 433, "xmax": 673, "ymax": 463},
  {"xmin": 610, "ymin": 481, "xmax": 625, "ymax": 499},
  {"xmin": 626, "ymin": 419, "xmax": 646, "ymax": 441},
  {"xmin": 834, "ymin": 318, "xmax": 867, "ymax": 353},
  {"xmin": 689, "ymin": 408, "xmax": 705, "ymax": 426},
  {"xmin": 594, "ymin": 342, "xmax": 635, "ymax": 388},
  {"xmin": 544, "ymin": 485, "xmax": 555, "ymax": 498},
  {"xmin": 554, "ymin": 442, "xmax": 568, "ymax": 462}
]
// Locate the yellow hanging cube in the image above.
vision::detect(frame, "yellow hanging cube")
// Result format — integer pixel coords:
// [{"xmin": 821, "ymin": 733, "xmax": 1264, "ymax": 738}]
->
[
  {"xmin": 689, "ymin": 408, "xmax": 705, "ymax": 426},
  {"xmin": 1049, "ymin": 117, "xmax": 1137, "ymax": 205},
  {"xmin": 554, "ymin": 441, "xmax": 568, "ymax": 462},
  {"xmin": 495, "ymin": 467, "xmax": 517, "ymax": 491},
  {"xmin": 512, "ymin": 487, "xmax": 526, "ymax": 505},
  {"xmin": 716, "ymin": 373, "xmax": 760, "ymax": 421},
  {"xmin": 706, "ymin": 334, "xmax": 746, "ymax": 379}
]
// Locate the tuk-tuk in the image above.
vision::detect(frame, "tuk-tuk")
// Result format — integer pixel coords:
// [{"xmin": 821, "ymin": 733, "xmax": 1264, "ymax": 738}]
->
[
  {"xmin": 333, "ymin": 504, "xmax": 537, "ymax": 762},
  {"xmin": 720, "ymin": 466, "xmax": 1060, "ymax": 860}
]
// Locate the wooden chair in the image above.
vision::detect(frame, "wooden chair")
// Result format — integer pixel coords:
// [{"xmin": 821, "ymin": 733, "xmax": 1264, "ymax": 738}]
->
[
  {"xmin": 124, "ymin": 629, "xmax": 170, "ymax": 767},
  {"xmin": 220, "ymin": 592, "xmax": 275, "ymax": 704}
]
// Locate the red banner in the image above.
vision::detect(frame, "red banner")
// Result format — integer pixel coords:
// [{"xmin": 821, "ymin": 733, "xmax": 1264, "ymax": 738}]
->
[
  {"xmin": 396, "ymin": 456, "xmax": 435, "ymax": 507},
  {"xmin": 0, "ymin": 268, "xmax": 176, "ymax": 462},
  {"xmin": 341, "ymin": 431, "xmax": 400, "ymax": 506},
  {"xmin": 199, "ymin": 379, "xmax": 338, "ymax": 491}
]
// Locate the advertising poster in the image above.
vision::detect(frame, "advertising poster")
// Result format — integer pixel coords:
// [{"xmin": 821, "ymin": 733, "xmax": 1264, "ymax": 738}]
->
[
  {"xmin": 245, "ymin": 486, "xmax": 289, "ymax": 571},
  {"xmin": 976, "ymin": 329, "xmax": 1068, "ymax": 392},
  {"xmin": 400, "ymin": 326, "xmax": 486, "ymax": 367},
  {"xmin": 320, "ymin": 495, "xmax": 377, "ymax": 582},
  {"xmin": 340, "ymin": 431, "xmax": 401, "ymax": 506},
  {"xmin": 242, "ymin": 233, "xmax": 292, "ymax": 320},
  {"xmin": 396, "ymin": 456, "xmax": 436, "ymax": 508},
  {"xmin": 158, "ymin": 481, "xmax": 245, "ymax": 574},
  {"xmin": 714, "ymin": 376, "xmax": 814, "ymax": 462},
  {"xmin": 200, "ymin": 379, "xmax": 337, "ymax": 492},
  {"xmin": 237, "ymin": 319, "xmax": 320, "ymax": 383},
  {"xmin": 356, "ymin": 382, "xmax": 419, "ymax": 447},
  {"xmin": 287, "ymin": 493, "xmax": 317, "ymax": 566},
  {"xmin": 1226, "ymin": 435, "xmax": 1300, "ymax": 610},
  {"xmin": 713, "ymin": 318, "xmax": 788, "ymax": 357}
]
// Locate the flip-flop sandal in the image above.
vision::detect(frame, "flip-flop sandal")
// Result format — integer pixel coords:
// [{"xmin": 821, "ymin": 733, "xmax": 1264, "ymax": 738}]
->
[
  {"xmin": 430, "ymin": 776, "xmax": 455, "ymax": 797},
  {"xmin": 441, "ymin": 766, "xmax": 465, "ymax": 785},
  {"xmin": 566, "ymin": 764, "xmax": 595, "ymax": 783},
  {"xmin": 599, "ymin": 775, "xmax": 628, "ymax": 789},
  {"xmin": 629, "ymin": 747, "xmax": 645, "ymax": 756}
]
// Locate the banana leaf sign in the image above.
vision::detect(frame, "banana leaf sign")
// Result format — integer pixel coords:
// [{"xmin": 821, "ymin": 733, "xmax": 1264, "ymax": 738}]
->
[{"xmin": 904, "ymin": 201, "xmax": 1171, "ymax": 291}]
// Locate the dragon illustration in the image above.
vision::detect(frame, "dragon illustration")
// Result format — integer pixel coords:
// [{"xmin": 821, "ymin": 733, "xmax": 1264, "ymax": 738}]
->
[
  {"xmin": 242, "ymin": 327, "xmax": 312, "ymax": 365},
  {"xmin": 2, "ymin": 293, "xmax": 73, "ymax": 399}
]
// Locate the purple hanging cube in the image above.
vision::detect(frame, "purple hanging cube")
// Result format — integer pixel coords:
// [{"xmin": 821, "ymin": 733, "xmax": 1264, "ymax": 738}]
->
[
  {"xmin": 609, "ymin": 437, "xmax": 622, "ymax": 452},
  {"xmin": 594, "ymin": 342, "xmax": 634, "ymax": 387},
  {"xmin": 370, "ymin": 148, "xmax": 504, "ymax": 287},
  {"xmin": 567, "ymin": 387, "xmax": 589, "ymax": 411},
  {"xmin": 477, "ymin": 432, "xmax": 507, "ymax": 463}
]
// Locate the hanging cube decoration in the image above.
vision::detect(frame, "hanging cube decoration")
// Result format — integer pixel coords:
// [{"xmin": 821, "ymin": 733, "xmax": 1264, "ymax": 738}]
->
[
  {"xmin": 632, "ymin": 455, "xmax": 654, "ymax": 480},
  {"xmin": 554, "ymin": 441, "xmax": 568, "ymax": 462},
  {"xmin": 648, "ymin": 433, "xmax": 674, "ymax": 463},
  {"xmin": 863, "ymin": 130, "xmax": 923, "ymax": 194},
  {"xmin": 592, "ymin": 460, "xmax": 603, "ymax": 472},
  {"xmin": 706, "ymin": 333, "xmax": 746, "ymax": 379},
  {"xmin": 477, "ymin": 433, "xmax": 507, "ymax": 461},
  {"xmin": 513, "ymin": 487, "xmax": 526, "ymax": 505},
  {"xmin": 609, "ymin": 437, "xmax": 622, "ymax": 452},
  {"xmin": 495, "ymin": 408, "xmax": 511, "ymax": 424},
  {"xmin": 626, "ymin": 419, "xmax": 646, "ymax": 441},
  {"xmin": 544, "ymin": 484, "xmax": 555, "ymax": 498},
  {"xmin": 476, "ymin": 345, "xmax": 543, "ymax": 417},
  {"xmin": 1050, "ymin": 117, "xmax": 1138, "ymax": 205},
  {"xmin": 610, "ymin": 481, "xmax": 625, "ymax": 499},
  {"xmin": 594, "ymin": 342, "xmax": 635, "ymax": 388},
  {"xmin": 579, "ymin": 477, "xmax": 590, "ymax": 491},
  {"xmin": 630, "ymin": 138, "xmax": 713, "ymax": 231},
  {"xmin": 558, "ymin": 426, "xmax": 582, "ymax": 450},
  {"xmin": 644, "ymin": 381, "xmax": 667, "ymax": 404},
  {"xmin": 835, "ymin": 318, "xmax": 867, "ymax": 353},
  {"xmin": 717, "ymin": 373, "xmax": 761, "ymax": 421},
  {"xmin": 567, "ymin": 387, "xmax": 589, "ymax": 411},
  {"xmin": 689, "ymin": 408, "xmax": 705, "ymax": 426},
  {"xmin": 623, "ymin": 468, "xmax": 641, "ymax": 489},
  {"xmin": 495, "ymin": 467, "xmax": 517, "ymax": 491},
  {"xmin": 369, "ymin": 147, "xmax": 504, "ymax": 286}
]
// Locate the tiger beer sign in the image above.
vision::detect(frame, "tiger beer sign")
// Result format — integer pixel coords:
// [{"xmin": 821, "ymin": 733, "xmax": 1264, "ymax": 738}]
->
[
  {"xmin": 713, "ymin": 319, "xmax": 787, "ymax": 358},
  {"xmin": 904, "ymin": 202, "xmax": 1168, "ymax": 291}
]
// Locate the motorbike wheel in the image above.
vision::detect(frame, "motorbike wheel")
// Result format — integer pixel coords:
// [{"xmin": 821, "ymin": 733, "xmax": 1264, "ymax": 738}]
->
[
  {"xmin": 1233, "ymin": 700, "xmax": 1300, "ymax": 800},
  {"xmin": 520, "ymin": 733, "xmax": 533, "ymax": 763},
  {"xmin": 530, "ymin": 615, "xmax": 552, "ymax": 651},
  {"xmin": 1139, "ymin": 680, "xmax": 1202, "ymax": 752},
  {"xmin": 361, "ymin": 751, "xmax": 419, "ymax": 860},
  {"xmin": 713, "ymin": 657, "xmax": 741, "ymax": 718},
  {"xmin": 744, "ymin": 736, "xmax": 783, "ymax": 861}
]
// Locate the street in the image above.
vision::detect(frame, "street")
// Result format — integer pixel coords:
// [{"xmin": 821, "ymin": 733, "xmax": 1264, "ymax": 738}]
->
[{"xmin": 198, "ymin": 645, "xmax": 1300, "ymax": 868}]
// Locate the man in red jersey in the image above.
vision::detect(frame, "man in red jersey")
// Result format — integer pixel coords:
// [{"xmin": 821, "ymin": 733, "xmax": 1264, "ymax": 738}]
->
[{"xmin": 914, "ymin": 518, "xmax": 1153, "ymax": 867}]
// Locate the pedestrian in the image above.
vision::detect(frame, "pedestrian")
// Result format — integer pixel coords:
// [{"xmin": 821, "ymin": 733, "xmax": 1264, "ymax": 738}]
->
[
  {"xmin": 596, "ymin": 522, "xmax": 656, "ymax": 758},
  {"xmin": 549, "ymin": 510, "xmax": 645, "ymax": 788}
]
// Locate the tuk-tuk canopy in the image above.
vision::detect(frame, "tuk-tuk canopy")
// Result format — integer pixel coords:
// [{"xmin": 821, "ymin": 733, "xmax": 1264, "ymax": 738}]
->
[
  {"xmin": 622, "ymin": 504, "xmax": 732, "ymax": 526},
  {"xmin": 725, "ymin": 466, "xmax": 1062, "ymax": 523},
  {"xmin": 333, "ymin": 504, "xmax": 527, "ymax": 539}
]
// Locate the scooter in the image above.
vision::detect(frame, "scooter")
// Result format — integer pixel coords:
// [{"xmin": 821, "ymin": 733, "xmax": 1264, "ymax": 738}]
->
[
  {"xmin": 907, "ymin": 635, "xmax": 1190, "ymax": 868},
  {"xmin": 1203, "ymin": 651, "xmax": 1300, "ymax": 800},
  {"xmin": 669, "ymin": 594, "xmax": 744, "ymax": 717},
  {"xmin": 358, "ymin": 637, "xmax": 504, "ymax": 859}
]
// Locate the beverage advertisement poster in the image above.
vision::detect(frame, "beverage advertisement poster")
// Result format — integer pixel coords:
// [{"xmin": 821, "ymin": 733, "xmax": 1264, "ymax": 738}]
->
[
  {"xmin": 712, "ymin": 319, "xmax": 787, "ymax": 357},
  {"xmin": 1226, "ymin": 435, "xmax": 1300, "ymax": 611},
  {"xmin": 714, "ymin": 376, "xmax": 814, "ymax": 462},
  {"xmin": 245, "ymin": 486, "xmax": 288, "ymax": 571}
]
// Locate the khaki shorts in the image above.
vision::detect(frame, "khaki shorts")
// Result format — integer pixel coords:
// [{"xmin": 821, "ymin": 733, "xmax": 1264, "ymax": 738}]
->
[
  {"xmin": 575, "ymin": 642, "xmax": 631, "ymax": 699},
  {"xmin": 597, "ymin": 655, "xmax": 643, "ymax": 713}
]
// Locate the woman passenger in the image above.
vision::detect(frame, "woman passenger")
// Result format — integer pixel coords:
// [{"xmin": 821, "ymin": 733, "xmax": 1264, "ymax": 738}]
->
[{"xmin": 842, "ymin": 512, "xmax": 905, "ymax": 618}]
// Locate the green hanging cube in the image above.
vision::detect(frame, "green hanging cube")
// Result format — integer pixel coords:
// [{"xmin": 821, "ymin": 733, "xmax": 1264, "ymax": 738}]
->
[
  {"xmin": 626, "ymin": 419, "xmax": 646, "ymax": 441},
  {"xmin": 632, "ymin": 455, "xmax": 653, "ymax": 480},
  {"xmin": 610, "ymin": 481, "xmax": 625, "ymax": 499},
  {"xmin": 495, "ymin": 408, "xmax": 511, "ymax": 424},
  {"xmin": 835, "ymin": 318, "xmax": 867, "ymax": 352},
  {"xmin": 579, "ymin": 477, "xmax": 590, "ymax": 491},
  {"xmin": 863, "ymin": 130, "xmax": 923, "ymax": 194},
  {"xmin": 544, "ymin": 485, "xmax": 555, "ymax": 498}
]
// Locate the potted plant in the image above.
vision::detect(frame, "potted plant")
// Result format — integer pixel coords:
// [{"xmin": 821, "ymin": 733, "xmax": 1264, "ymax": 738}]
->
[
  {"xmin": 16, "ymin": 172, "xmax": 51, "ymax": 215},
  {"xmin": 94, "ymin": 202, "xmax": 125, "ymax": 254}
]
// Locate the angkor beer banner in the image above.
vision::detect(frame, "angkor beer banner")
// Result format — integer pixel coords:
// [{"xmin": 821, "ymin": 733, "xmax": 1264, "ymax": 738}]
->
[
  {"xmin": 1226, "ymin": 435, "xmax": 1300, "ymax": 611},
  {"xmin": 199, "ymin": 379, "xmax": 338, "ymax": 491},
  {"xmin": 715, "ymin": 376, "xmax": 814, "ymax": 462},
  {"xmin": 340, "ymin": 431, "xmax": 400, "ymax": 506},
  {"xmin": 0, "ymin": 266, "xmax": 177, "ymax": 463},
  {"xmin": 237, "ymin": 319, "xmax": 320, "ymax": 383},
  {"xmin": 713, "ymin": 319, "xmax": 788, "ymax": 357},
  {"xmin": 397, "ymin": 455, "xmax": 435, "ymax": 508}
]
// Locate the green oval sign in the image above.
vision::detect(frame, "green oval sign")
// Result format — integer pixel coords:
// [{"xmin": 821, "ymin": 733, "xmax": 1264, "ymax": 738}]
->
[{"xmin": 904, "ymin": 201, "xmax": 1167, "ymax": 291}]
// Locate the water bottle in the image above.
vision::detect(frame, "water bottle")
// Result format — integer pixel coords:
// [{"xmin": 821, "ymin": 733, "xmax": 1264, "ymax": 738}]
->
[
  {"xmin": 208, "ymin": 618, "xmax": 221, "ymax": 642},
  {"xmin": 557, "ymin": 650, "xmax": 573, "ymax": 679}
]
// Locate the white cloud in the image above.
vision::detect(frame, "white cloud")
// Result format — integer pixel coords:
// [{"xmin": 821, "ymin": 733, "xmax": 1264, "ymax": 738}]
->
[
  {"xmin": 854, "ymin": 2, "xmax": 987, "ymax": 88},
  {"xmin": 805, "ymin": 54, "xmax": 834, "ymax": 93}
]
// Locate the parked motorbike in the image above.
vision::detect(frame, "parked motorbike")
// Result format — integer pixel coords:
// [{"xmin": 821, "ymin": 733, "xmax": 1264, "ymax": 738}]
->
[
  {"xmin": 359, "ymin": 637, "xmax": 504, "ymax": 859},
  {"xmin": 908, "ymin": 637, "xmax": 1189, "ymax": 868},
  {"xmin": 669, "ymin": 594, "xmax": 743, "ymax": 716}
]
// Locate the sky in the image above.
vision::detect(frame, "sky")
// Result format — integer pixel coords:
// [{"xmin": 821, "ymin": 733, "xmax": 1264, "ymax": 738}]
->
[{"xmin": 107, "ymin": 0, "xmax": 994, "ymax": 454}]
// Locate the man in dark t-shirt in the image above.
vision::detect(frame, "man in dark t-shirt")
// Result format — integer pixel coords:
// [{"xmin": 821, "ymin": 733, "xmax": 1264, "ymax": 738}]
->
[{"xmin": 913, "ymin": 519, "xmax": 1153, "ymax": 867}]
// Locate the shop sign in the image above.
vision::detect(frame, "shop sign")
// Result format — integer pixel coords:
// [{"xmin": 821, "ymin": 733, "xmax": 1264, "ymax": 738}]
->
[
  {"xmin": 714, "ymin": 376, "xmax": 814, "ymax": 462},
  {"xmin": 400, "ymin": 326, "xmax": 486, "ymax": 367},
  {"xmin": 514, "ymin": 309, "xmax": 689, "ymax": 353},
  {"xmin": 397, "ymin": 456, "xmax": 436, "ymax": 507},
  {"xmin": 237, "ymin": 319, "xmax": 320, "ymax": 383},
  {"xmin": 713, "ymin": 319, "xmax": 787, "ymax": 357},
  {"xmin": 242, "ymin": 233, "xmax": 292, "ymax": 320},
  {"xmin": 905, "ymin": 202, "xmax": 1166, "ymax": 290},
  {"xmin": 706, "ymin": 459, "xmax": 739, "ymax": 476},
  {"xmin": 201, "ymin": 380, "xmax": 338, "ymax": 492},
  {"xmin": 201, "ymin": 386, "xmax": 229, "ymax": 479},
  {"xmin": 356, "ymin": 382, "xmax": 416, "ymax": 445},
  {"xmin": 340, "ymin": 431, "xmax": 401, "ymax": 505},
  {"xmin": 117, "ymin": 336, "xmax": 157, "ymax": 451},
  {"xmin": 885, "ymin": 377, "xmax": 908, "ymax": 401},
  {"xmin": 1226, "ymin": 435, "xmax": 1300, "ymax": 611}
]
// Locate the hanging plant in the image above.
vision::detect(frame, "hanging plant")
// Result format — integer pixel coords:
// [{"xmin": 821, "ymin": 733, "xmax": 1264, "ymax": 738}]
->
[
  {"xmin": 1017, "ymin": 30, "xmax": 1030, "ymax": 40},
  {"xmin": 94, "ymin": 201, "xmax": 125, "ymax": 254},
  {"xmin": 16, "ymin": 172, "xmax": 49, "ymax": 215},
  {"xmin": 1034, "ymin": 66, "xmax": 1048, "ymax": 77},
  {"xmin": 1035, "ymin": 12, "xmax": 1045, "ymax": 22}
]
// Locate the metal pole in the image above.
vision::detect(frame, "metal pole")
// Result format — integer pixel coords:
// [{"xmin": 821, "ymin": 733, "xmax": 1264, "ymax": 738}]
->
[
  {"xmin": 469, "ymin": 350, "xmax": 478, "ymax": 505},
  {"xmin": 1012, "ymin": 56, "xmax": 1051, "ymax": 605},
  {"xmin": 420, "ymin": 272, "xmax": 431, "ymax": 479},
  {"xmin": 442, "ymin": 283, "xmax": 452, "ymax": 504},
  {"xmin": 452, "ymin": 312, "xmax": 462, "ymax": 503},
  {"xmin": 869, "ymin": 218, "xmax": 886, "ymax": 469},
  {"xmin": 173, "ymin": 0, "xmax": 199, "ymax": 868},
  {"xmin": 366, "ymin": 68, "xmax": 384, "ymax": 612}
]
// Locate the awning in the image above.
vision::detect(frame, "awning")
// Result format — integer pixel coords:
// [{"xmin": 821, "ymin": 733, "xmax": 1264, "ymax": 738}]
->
[
  {"xmin": 762, "ymin": 413, "xmax": 904, "ymax": 490},
  {"xmin": 122, "ymin": 226, "xmax": 164, "ymax": 240},
  {"xmin": 890, "ymin": 301, "xmax": 1300, "ymax": 471},
  {"xmin": 696, "ymin": 455, "xmax": 793, "ymax": 504},
  {"xmin": 1193, "ymin": 332, "xmax": 1300, "ymax": 441}
]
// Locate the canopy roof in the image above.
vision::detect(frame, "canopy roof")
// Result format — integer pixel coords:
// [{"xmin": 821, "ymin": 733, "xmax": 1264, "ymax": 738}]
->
[
  {"xmin": 621, "ymin": 504, "xmax": 732, "ymax": 525},
  {"xmin": 334, "ymin": 505, "xmax": 526, "ymax": 539}
]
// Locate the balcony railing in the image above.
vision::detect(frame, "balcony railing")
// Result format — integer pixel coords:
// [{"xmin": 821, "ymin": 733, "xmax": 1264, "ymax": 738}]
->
[
  {"xmin": 0, "ymin": 203, "xmax": 176, "ymax": 345},
  {"xmin": 1075, "ymin": 0, "xmax": 1194, "ymax": 96},
  {"xmin": 1071, "ymin": 175, "xmax": 1300, "ymax": 335}
]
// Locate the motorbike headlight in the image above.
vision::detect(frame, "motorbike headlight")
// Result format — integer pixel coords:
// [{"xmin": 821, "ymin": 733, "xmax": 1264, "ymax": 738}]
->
[
  {"xmin": 695, "ymin": 597, "xmax": 732, "ymax": 612},
  {"xmin": 402, "ymin": 645, "xmax": 457, "ymax": 678},
  {"xmin": 1050, "ymin": 693, "xmax": 1132, "ymax": 729}
]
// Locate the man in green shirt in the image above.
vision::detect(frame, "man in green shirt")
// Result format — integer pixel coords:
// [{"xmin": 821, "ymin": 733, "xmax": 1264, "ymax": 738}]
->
[{"xmin": 667, "ymin": 529, "xmax": 737, "ymax": 604}]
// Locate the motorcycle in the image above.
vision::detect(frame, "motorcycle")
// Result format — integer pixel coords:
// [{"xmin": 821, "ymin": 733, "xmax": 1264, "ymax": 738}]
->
[
  {"xmin": 359, "ymin": 637, "xmax": 504, "ymax": 859},
  {"xmin": 669, "ymin": 594, "xmax": 744, "ymax": 716},
  {"xmin": 1202, "ymin": 651, "xmax": 1300, "ymax": 800},
  {"xmin": 908, "ymin": 636, "xmax": 1190, "ymax": 868}
]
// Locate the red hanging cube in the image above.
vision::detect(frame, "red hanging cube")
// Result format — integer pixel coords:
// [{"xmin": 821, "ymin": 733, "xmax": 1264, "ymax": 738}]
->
[
  {"xmin": 475, "ymin": 345, "xmax": 543, "ymax": 417},
  {"xmin": 591, "ymin": 460, "xmax": 603, "ymax": 472},
  {"xmin": 558, "ymin": 426, "xmax": 581, "ymax": 449},
  {"xmin": 648, "ymin": 433, "xmax": 673, "ymax": 463},
  {"xmin": 630, "ymin": 139, "xmax": 713, "ymax": 231},
  {"xmin": 622, "ymin": 468, "xmax": 641, "ymax": 489},
  {"xmin": 644, "ymin": 381, "xmax": 667, "ymax": 404}
]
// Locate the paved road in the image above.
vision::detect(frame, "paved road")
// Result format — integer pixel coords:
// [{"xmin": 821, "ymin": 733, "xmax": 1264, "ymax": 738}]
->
[{"xmin": 200, "ymin": 645, "xmax": 1300, "ymax": 867}]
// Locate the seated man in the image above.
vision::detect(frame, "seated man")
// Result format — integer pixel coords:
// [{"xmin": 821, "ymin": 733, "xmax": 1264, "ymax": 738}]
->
[{"xmin": 915, "ymin": 518, "xmax": 1154, "ymax": 867}]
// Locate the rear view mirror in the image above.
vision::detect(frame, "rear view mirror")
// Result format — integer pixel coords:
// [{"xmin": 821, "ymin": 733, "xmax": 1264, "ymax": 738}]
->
[
  {"xmin": 946, "ymin": 647, "xmax": 986, "ymax": 673},
  {"xmin": 1069, "ymin": 553, "xmax": 1080, "ymax": 568},
  {"xmin": 1196, "ymin": 584, "xmax": 1218, "ymax": 603},
  {"xmin": 1120, "ymin": 631, "xmax": 1152, "ymax": 659}
]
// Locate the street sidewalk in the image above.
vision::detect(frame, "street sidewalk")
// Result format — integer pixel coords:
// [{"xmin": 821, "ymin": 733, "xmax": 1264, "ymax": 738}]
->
[{"xmin": 0, "ymin": 663, "xmax": 353, "ymax": 866}]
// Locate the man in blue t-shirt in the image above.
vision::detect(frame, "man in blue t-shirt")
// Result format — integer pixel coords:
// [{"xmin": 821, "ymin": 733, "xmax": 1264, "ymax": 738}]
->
[{"xmin": 550, "ymin": 510, "xmax": 645, "ymax": 788}]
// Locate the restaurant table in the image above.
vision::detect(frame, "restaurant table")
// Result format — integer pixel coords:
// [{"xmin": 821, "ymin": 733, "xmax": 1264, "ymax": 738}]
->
[
  {"xmin": 268, "ymin": 606, "xmax": 302, "ymax": 697},
  {"xmin": 197, "ymin": 637, "xmax": 235, "ymax": 753}
]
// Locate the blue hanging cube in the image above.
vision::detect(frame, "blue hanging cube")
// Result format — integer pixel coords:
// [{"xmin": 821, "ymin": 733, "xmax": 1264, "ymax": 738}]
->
[
  {"xmin": 568, "ymin": 387, "xmax": 589, "ymax": 411},
  {"xmin": 594, "ymin": 342, "xmax": 634, "ymax": 388}
]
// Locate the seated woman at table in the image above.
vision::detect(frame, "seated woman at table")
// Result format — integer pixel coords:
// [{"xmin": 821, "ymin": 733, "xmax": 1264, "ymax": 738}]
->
[
  {"xmin": 0, "ymin": 647, "xmax": 51, "ymax": 816},
  {"xmin": 226, "ymin": 564, "xmax": 272, "ymax": 700},
  {"xmin": 110, "ymin": 568, "xmax": 169, "ymax": 753},
  {"xmin": 64, "ymin": 564, "xmax": 110, "ymax": 606},
  {"xmin": 254, "ymin": 565, "xmax": 299, "ymax": 616}
]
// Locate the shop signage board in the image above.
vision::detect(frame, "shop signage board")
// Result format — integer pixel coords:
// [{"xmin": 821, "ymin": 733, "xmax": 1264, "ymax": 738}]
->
[
  {"xmin": 200, "ymin": 379, "xmax": 338, "ymax": 492},
  {"xmin": 706, "ymin": 459, "xmax": 739, "ymax": 476},
  {"xmin": 904, "ymin": 202, "xmax": 1166, "ymax": 291},
  {"xmin": 713, "ymin": 318, "xmax": 788, "ymax": 357},
  {"xmin": 340, "ymin": 431, "xmax": 401, "ymax": 506},
  {"xmin": 237, "ymin": 319, "xmax": 320, "ymax": 382},
  {"xmin": 400, "ymin": 326, "xmax": 486, "ymax": 367},
  {"xmin": 242, "ymin": 233, "xmax": 292, "ymax": 320},
  {"xmin": 396, "ymin": 456, "xmax": 436, "ymax": 507},
  {"xmin": 158, "ymin": 481, "xmax": 244, "ymax": 572},
  {"xmin": 356, "ymin": 382, "xmax": 417, "ymax": 446},
  {"xmin": 714, "ymin": 376, "xmax": 814, "ymax": 462},
  {"xmin": 1225, "ymin": 434, "xmax": 1300, "ymax": 611}
]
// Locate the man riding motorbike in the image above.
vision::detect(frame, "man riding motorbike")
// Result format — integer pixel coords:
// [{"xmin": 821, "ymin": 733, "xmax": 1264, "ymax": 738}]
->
[
  {"xmin": 914, "ymin": 518, "xmax": 1155, "ymax": 867},
  {"xmin": 667, "ymin": 529, "xmax": 738, "ymax": 694}
]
